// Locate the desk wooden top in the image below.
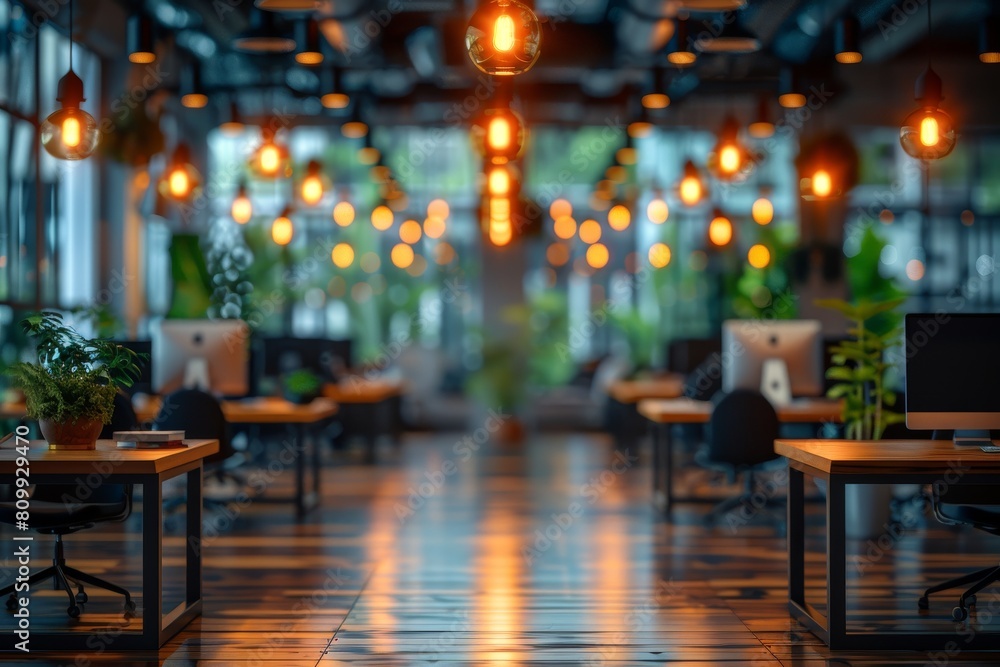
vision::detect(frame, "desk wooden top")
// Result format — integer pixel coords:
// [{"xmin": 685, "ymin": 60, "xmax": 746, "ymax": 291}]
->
[
  {"xmin": 638, "ymin": 397, "xmax": 843, "ymax": 424},
  {"xmin": 775, "ymin": 439, "xmax": 1000, "ymax": 475},
  {"xmin": 4, "ymin": 397, "xmax": 339, "ymax": 427},
  {"xmin": 0, "ymin": 439, "xmax": 218, "ymax": 475},
  {"xmin": 607, "ymin": 375, "xmax": 685, "ymax": 404},
  {"xmin": 322, "ymin": 378, "xmax": 406, "ymax": 403}
]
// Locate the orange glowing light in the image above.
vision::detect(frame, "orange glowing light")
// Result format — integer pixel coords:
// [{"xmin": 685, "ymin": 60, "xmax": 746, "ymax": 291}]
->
[
  {"xmin": 608, "ymin": 205, "xmax": 631, "ymax": 231},
  {"xmin": 679, "ymin": 176, "xmax": 702, "ymax": 206},
  {"xmin": 399, "ymin": 219, "xmax": 423, "ymax": 244},
  {"xmin": 301, "ymin": 175, "xmax": 324, "ymax": 205},
  {"xmin": 812, "ymin": 169, "xmax": 833, "ymax": 198},
  {"xmin": 487, "ymin": 116, "xmax": 512, "ymax": 151},
  {"xmin": 168, "ymin": 169, "xmax": 190, "ymax": 198},
  {"xmin": 547, "ymin": 242, "xmax": 570, "ymax": 267},
  {"xmin": 648, "ymin": 243, "xmax": 671, "ymax": 268},
  {"xmin": 62, "ymin": 116, "xmax": 81, "ymax": 148},
  {"xmin": 333, "ymin": 201, "xmax": 355, "ymax": 227},
  {"xmin": 427, "ymin": 199, "xmax": 450, "ymax": 219},
  {"xmin": 259, "ymin": 145, "xmax": 280, "ymax": 175},
  {"xmin": 488, "ymin": 167, "xmax": 511, "ymax": 196},
  {"xmin": 719, "ymin": 145, "xmax": 740, "ymax": 174},
  {"xmin": 752, "ymin": 197, "xmax": 773, "ymax": 225},
  {"xmin": 271, "ymin": 215, "xmax": 294, "ymax": 246},
  {"xmin": 493, "ymin": 13, "xmax": 516, "ymax": 52},
  {"xmin": 579, "ymin": 219, "xmax": 602, "ymax": 244},
  {"xmin": 708, "ymin": 215, "xmax": 733, "ymax": 247},
  {"xmin": 332, "ymin": 243, "xmax": 355, "ymax": 268},
  {"xmin": 231, "ymin": 194, "xmax": 253, "ymax": 224},
  {"xmin": 647, "ymin": 198, "xmax": 669, "ymax": 224},
  {"xmin": 424, "ymin": 216, "xmax": 447, "ymax": 239},
  {"xmin": 748, "ymin": 244, "xmax": 771, "ymax": 269},
  {"xmin": 371, "ymin": 205, "xmax": 394, "ymax": 231},
  {"xmin": 920, "ymin": 115, "xmax": 940, "ymax": 147},
  {"xmin": 586, "ymin": 243, "xmax": 609, "ymax": 269},
  {"xmin": 553, "ymin": 216, "xmax": 577, "ymax": 240},
  {"xmin": 391, "ymin": 243, "xmax": 414, "ymax": 269}
]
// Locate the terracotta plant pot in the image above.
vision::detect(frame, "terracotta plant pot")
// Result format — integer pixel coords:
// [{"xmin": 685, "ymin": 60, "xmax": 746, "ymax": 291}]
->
[{"xmin": 39, "ymin": 418, "xmax": 104, "ymax": 450}]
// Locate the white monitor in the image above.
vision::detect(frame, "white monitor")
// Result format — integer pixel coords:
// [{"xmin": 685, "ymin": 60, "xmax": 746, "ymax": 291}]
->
[
  {"xmin": 905, "ymin": 313, "xmax": 1000, "ymax": 439},
  {"xmin": 152, "ymin": 319, "xmax": 250, "ymax": 396},
  {"xmin": 722, "ymin": 319, "xmax": 824, "ymax": 400}
]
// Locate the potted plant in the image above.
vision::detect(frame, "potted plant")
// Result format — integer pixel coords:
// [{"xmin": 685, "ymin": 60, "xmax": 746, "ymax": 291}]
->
[
  {"xmin": 5, "ymin": 312, "xmax": 144, "ymax": 450},
  {"xmin": 282, "ymin": 369, "xmax": 322, "ymax": 405},
  {"xmin": 817, "ymin": 296, "xmax": 906, "ymax": 538}
]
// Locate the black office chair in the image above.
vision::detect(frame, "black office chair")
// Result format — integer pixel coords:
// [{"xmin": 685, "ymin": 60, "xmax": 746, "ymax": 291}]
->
[
  {"xmin": 100, "ymin": 390, "xmax": 139, "ymax": 439},
  {"xmin": 918, "ymin": 429, "xmax": 1000, "ymax": 621},
  {"xmin": 153, "ymin": 389, "xmax": 236, "ymax": 507},
  {"xmin": 696, "ymin": 389, "xmax": 783, "ymax": 529},
  {"xmin": 0, "ymin": 482, "xmax": 136, "ymax": 618}
]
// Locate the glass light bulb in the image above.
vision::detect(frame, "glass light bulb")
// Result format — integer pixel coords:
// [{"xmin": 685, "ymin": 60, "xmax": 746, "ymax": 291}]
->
[
  {"xmin": 169, "ymin": 169, "xmax": 190, "ymax": 198},
  {"xmin": 232, "ymin": 195, "xmax": 253, "ymax": 224},
  {"xmin": 708, "ymin": 216, "xmax": 733, "ymax": 246},
  {"xmin": 493, "ymin": 13, "xmax": 516, "ymax": 52},
  {"xmin": 812, "ymin": 170, "xmax": 833, "ymax": 198},
  {"xmin": 488, "ymin": 116, "xmax": 511, "ymax": 151},
  {"xmin": 647, "ymin": 198, "xmax": 669, "ymax": 224},
  {"xmin": 334, "ymin": 201, "xmax": 356, "ymax": 227},
  {"xmin": 301, "ymin": 175, "xmax": 324, "ymax": 205},
  {"xmin": 719, "ymin": 145, "xmax": 740, "ymax": 173},
  {"xmin": 272, "ymin": 216, "xmax": 294, "ymax": 246},
  {"xmin": 752, "ymin": 197, "xmax": 774, "ymax": 225},
  {"xmin": 260, "ymin": 145, "xmax": 280, "ymax": 175},
  {"xmin": 488, "ymin": 167, "xmax": 511, "ymax": 196},
  {"xmin": 41, "ymin": 107, "xmax": 100, "ymax": 160},
  {"xmin": 680, "ymin": 177, "xmax": 702, "ymax": 206},
  {"xmin": 919, "ymin": 115, "xmax": 940, "ymax": 147},
  {"xmin": 748, "ymin": 244, "xmax": 771, "ymax": 269}
]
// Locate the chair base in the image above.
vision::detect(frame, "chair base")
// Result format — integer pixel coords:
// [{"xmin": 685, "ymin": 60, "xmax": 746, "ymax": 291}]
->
[
  {"xmin": 702, "ymin": 471, "xmax": 786, "ymax": 536},
  {"xmin": 0, "ymin": 535, "xmax": 135, "ymax": 618},
  {"xmin": 919, "ymin": 564, "xmax": 1000, "ymax": 620}
]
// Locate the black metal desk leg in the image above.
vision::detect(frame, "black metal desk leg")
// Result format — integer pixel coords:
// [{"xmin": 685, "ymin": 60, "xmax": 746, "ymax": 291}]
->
[
  {"xmin": 827, "ymin": 477, "xmax": 847, "ymax": 647},
  {"xmin": 294, "ymin": 425, "xmax": 305, "ymax": 516},
  {"xmin": 788, "ymin": 467, "xmax": 805, "ymax": 606},
  {"xmin": 650, "ymin": 422, "xmax": 661, "ymax": 506},
  {"xmin": 311, "ymin": 425, "xmax": 321, "ymax": 504},
  {"xmin": 186, "ymin": 464, "xmax": 202, "ymax": 606},
  {"xmin": 664, "ymin": 424, "xmax": 675, "ymax": 514},
  {"xmin": 141, "ymin": 474, "xmax": 163, "ymax": 647}
]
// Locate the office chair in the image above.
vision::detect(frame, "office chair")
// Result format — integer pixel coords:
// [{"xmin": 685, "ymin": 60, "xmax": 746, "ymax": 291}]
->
[
  {"xmin": 918, "ymin": 430, "xmax": 1000, "ymax": 621},
  {"xmin": 0, "ymin": 482, "xmax": 136, "ymax": 618},
  {"xmin": 696, "ymin": 389, "xmax": 783, "ymax": 530},
  {"xmin": 153, "ymin": 388, "xmax": 236, "ymax": 508},
  {"xmin": 100, "ymin": 390, "xmax": 139, "ymax": 439}
]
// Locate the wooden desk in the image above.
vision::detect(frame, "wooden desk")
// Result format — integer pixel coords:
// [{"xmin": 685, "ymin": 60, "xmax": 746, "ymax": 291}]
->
[
  {"xmin": 776, "ymin": 439, "xmax": 1000, "ymax": 650},
  {"xmin": 0, "ymin": 439, "xmax": 217, "ymax": 651},
  {"xmin": 9, "ymin": 397, "xmax": 340, "ymax": 516},
  {"xmin": 639, "ymin": 397, "xmax": 842, "ymax": 513},
  {"xmin": 607, "ymin": 375, "xmax": 684, "ymax": 404},
  {"xmin": 323, "ymin": 378, "xmax": 406, "ymax": 462}
]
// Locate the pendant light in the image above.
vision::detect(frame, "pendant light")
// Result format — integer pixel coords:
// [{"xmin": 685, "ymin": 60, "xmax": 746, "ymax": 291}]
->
[
  {"xmin": 752, "ymin": 187, "xmax": 774, "ymax": 225},
  {"xmin": 341, "ymin": 105, "xmax": 369, "ymax": 139},
  {"xmin": 300, "ymin": 160, "xmax": 326, "ymax": 206},
  {"xmin": 233, "ymin": 10, "xmax": 296, "ymax": 53},
  {"xmin": 677, "ymin": 159, "xmax": 706, "ymax": 206},
  {"xmin": 466, "ymin": 0, "xmax": 542, "ymax": 77},
  {"xmin": 295, "ymin": 18, "xmax": 324, "ymax": 65},
  {"xmin": 158, "ymin": 143, "xmax": 202, "ymax": 202},
  {"xmin": 271, "ymin": 207, "xmax": 295, "ymax": 246},
  {"xmin": 180, "ymin": 59, "xmax": 208, "ymax": 109},
  {"xmin": 127, "ymin": 5, "xmax": 156, "ymax": 64},
  {"xmin": 40, "ymin": 0, "xmax": 99, "ymax": 160},
  {"xmin": 707, "ymin": 114, "xmax": 754, "ymax": 181},
  {"xmin": 219, "ymin": 100, "xmax": 245, "ymax": 136},
  {"xmin": 251, "ymin": 126, "xmax": 292, "ymax": 179},
  {"xmin": 834, "ymin": 15, "xmax": 862, "ymax": 64},
  {"xmin": 981, "ymin": 17, "xmax": 1000, "ymax": 63},
  {"xmin": 899, "ymin": 0, "xmax": 956, "ymax": 160},
  {"xmin": 667, "ymin": 18, "xmax": 697, "ymax": 66},
  {"xmin": 320, "ymin": 68, "xmax": 350, "ymax": 109},
  {"xmin": 748, "ymin": 94, "xmax": 775, "ymax": 139},
  {"xmin": 642, "ymin": 66, "xmax": 670, "ymax": 110},
  {"xmin": 694, "ymin": 19, "xmax": 760, "ymax": 54},
  {"xmin": 231, "ymin": 181, "xmax": 253, "ymax": 224},
  {"xmin": 707, "ymin": 209, "xmax": 733, "ymax": 247},
  {"xmin": 777, "ymin": 67, "xmax": 806, "ymax": 108}
]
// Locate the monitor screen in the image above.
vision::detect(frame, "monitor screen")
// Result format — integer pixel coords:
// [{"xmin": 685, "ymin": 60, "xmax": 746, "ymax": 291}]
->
[
  {"xmin": 152, "ymin": 320, "xmax": 250, "ymax": 396},
  {"xmin": 905, "ymin": 314, "xmax": 1000, "ymax": 430},
  {"xmin": 722, "ymin": 319, "xmax": 823, "ymax": 399},
  {"xmin": 261, "ymin": 337, "xmax": 352, "ymax": 380}
]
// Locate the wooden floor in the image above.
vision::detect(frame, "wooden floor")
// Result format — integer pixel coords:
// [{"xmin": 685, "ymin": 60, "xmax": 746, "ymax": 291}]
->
[{"xmin": 4, "ymin": 430, "xmax": 1000, "ymax": 665}]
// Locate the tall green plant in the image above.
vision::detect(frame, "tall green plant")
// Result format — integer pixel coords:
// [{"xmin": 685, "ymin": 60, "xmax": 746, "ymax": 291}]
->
[
  {"xmin": 816, "ymin": 297, "xmax": 906, "ymax": 440},
  {"xmin": 5, "ymin": 312, "xmax": 144, "ymax": 424}
]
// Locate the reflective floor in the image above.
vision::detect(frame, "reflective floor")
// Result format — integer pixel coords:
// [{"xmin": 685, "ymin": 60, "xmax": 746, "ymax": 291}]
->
[{"xmin": 7, "ymin": 430, "xmax": 1000, "ymax": 665}]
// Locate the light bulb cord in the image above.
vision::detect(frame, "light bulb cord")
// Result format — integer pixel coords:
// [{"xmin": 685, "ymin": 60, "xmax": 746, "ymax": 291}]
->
[
  {"xmin": 69, "ymin": 0, "xmax": 73, "ymax": 71},
  {"xmin": 926, "ymin": 0, "xmax": 932, "ymax": 67}
]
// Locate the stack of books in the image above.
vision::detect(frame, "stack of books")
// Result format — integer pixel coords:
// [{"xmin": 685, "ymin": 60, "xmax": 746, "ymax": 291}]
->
[{"xmin": 114, "ymin": 430, "xmax": 186, "ymax": 449}]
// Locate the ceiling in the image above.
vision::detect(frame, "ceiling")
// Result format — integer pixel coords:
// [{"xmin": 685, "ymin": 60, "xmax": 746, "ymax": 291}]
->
[{"xmin": 43, "ymin": 0, "xmax": 1000, "ymax": 129}]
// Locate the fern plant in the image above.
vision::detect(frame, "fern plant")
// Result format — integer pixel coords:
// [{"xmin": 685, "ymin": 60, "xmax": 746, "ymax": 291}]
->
[
  {"xmin": 5, "ymin": 312, "xmax": 144, "ymax": 424},
  {"xmin": 816, "ymin": 297, "xmax": 906, "ymax": 440}
]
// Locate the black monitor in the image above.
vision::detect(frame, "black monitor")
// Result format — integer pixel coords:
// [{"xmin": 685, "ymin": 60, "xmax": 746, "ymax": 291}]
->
[
  {"xmin": 112, "ymin": 340, "xmax": 152, "ymax": 395},
  {"xmin": 260, "ymin": 337, "xmax": 352, "ymax": 381},
  {"xmin": 904, "ymin": 313, "xmax": 1000, "ymax": 444}
]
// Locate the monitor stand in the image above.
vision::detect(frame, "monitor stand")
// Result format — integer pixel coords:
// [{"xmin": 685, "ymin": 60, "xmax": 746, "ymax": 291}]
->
[
  {"xmin": 953, "ymin": 430, "xmax": 993, "ymax": 447},
  {"xmin": 760, "ymin": 358, "xmax": 792, "ymax": 406},
  {"xmin": 183, "ymin": 358, "xmax": 210, "ymax": 392}
]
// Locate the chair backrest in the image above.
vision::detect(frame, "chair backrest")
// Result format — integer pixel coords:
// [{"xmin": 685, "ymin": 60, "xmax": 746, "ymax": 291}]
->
[
  {"xmin": 683, "ymin": 353, "xmax": 724, "ymax": 401},
  {"xmin": 706, "ymin": 389, "xmax": 780, "ymax": 468},
  {"xmin": 667, "ymin": 337, "xmax": 722, "ymax": 375},
  {"xmin": 153, "ymin": 388, "xmax": 231, "ymax": 463},
  {"xmin": 100, "ymin": 390, "xmax": 139, "ymax": 440}
]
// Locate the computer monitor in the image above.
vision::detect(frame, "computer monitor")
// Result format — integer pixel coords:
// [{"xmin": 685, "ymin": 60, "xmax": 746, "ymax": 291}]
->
[
  {"xmin": 904, "ymin": 313, "xmax": 1000, "ymax": 443},
  {"xmin": 260, "ymin": 337, "xmax": 352, "ymax": 380},
  {"xmin": 722, "ymin": 319, "xmax": 824, "ymax": 402},
  {"xmin": 152, "ymin": 319, "xmax": 250, "ymax": 396},
  {"xmin": 112, "ymin": 340, "xmax": 152, "ymax": 395}
]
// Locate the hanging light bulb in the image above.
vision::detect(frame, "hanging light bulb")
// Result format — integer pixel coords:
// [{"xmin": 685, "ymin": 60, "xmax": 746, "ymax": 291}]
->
[
  {"xmin": 478, "ymin": 106, "xmax": 525, "ymax": 164},
  {"xmin": 466, "ymin": 0, "xmax": 541, "ymax": 77},
  {"xmin": 752, "ymin": 190, "xmax": 774, "ymax": 225},
  {"xmin": 333, "ymin": 199, "xmax": 356, "ymax": 227},
  {"xmin": 488, "ymin": 165, "xmax": 512, "ymax": 196},
  {"xmin": 219, "ymin": 100, "xmax": 245, "ymax": 136},
  {"xmin": 778, "ymin": 68, "xmax": 806, "ymax": 108},
  {"xmin": 231, "ymin": 181, "xmax": 253, "ymax": 224},
  {"xmin": 677, "ymin": 160, "xmax": 706, "ymax": 206},
  {"xmin": 320, "ymin": 68, "xmax": 350, "ymax": 109},
  {"xmin": 708, "ymin": 210, "xmax": 734, "ymax": 247},
  {"xmin": 707, "ymin": 115, "xmax": 753, "ymax": 181},
  {"xmin": 300, "ymin": 160, "xmax": 326, "ymax": 206},
  {"xmin": 980, "ymin": 17, "xmax": 1000, "ymax": 63},
  {"xmin": 41, "ymin": 3, "xmax": 99, "ymax": 161},
  {"xmin": 667, "ymin": 18, "xmax": 696, "ymax": 66},
  {"xmin": 899, "ymin": 66, "xmax": 956, "ymax": 160},
  {"xmin": 158, "ymin": 143, "xmax": 202, "ymax": 201},
  {"xmin": 800, "ymin": 168, "xmax": 839, "ymax": 200},
  {"xmin": 648, "ymin": 243, "xmax": 672, "ymax": 269},
  {"xmin": 608, "ymin": 204, "xmax": 631, "ymax": 231},
  {"xmin": 643, "ymin": 66, "xmax": 670, "ymax": 109},
  {"xmin": 371, "ymin": 204, "xmax": 394, "ymax": 231},
  {"xmin": 747, "ymin": 244, "xmax": 771, "ymax": 269},
  {"xmin": 180, "ymin": 60, "xmax": 208, "ymax": 109},
  {"xmin": 272, "ymin": 207, "xmax": 295, "ymax": 246},
  {"xmin": 251, "ymin": 128, "xmax": 292, "ymax": 178},
  {"xmin": 341, "ymin": 106, "xmax": 369, "ymax": 139}
]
